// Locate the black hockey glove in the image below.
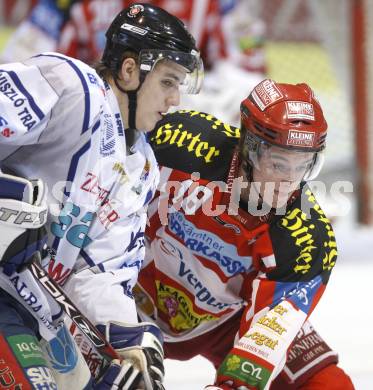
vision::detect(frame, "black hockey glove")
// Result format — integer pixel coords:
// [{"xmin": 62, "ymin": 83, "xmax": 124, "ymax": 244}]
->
[{"xmin": 0, "ymin": 173, "xmax": 48, "ymax": 276}]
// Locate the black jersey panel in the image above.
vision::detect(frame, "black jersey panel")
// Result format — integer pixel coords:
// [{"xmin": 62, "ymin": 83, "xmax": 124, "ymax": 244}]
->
[
  {"xmin": 149, "ymin": 110, "xmax": 240, "ymax": 181},
  {"xmin": 267, "ymin": 185, "xmax": 337, "ymax": 284}
]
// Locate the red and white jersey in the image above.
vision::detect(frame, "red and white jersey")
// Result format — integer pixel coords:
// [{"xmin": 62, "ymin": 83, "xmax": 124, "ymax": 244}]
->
[{"xmin": 136, "ymin": 110, "xmax": 337, "ymax": 383}]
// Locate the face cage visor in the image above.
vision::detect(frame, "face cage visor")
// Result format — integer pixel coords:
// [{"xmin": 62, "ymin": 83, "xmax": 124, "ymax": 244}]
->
[
  {"xmin": 139, "ymin": 49, "xmax": 204, "ymax": 94},
  {"xmin": 245, "ymin": 134, "xmax": 325, "ymax": 182}
]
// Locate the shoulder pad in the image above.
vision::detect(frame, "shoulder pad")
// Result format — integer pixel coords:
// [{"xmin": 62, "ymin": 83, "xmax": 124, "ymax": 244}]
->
[
  {"xmin": 149, "ymin": 110, "xmax": 240, "ymax": 180},
  {"xmin": 267, "ymin": 186, "xmax": 337, "ymax": 284}
]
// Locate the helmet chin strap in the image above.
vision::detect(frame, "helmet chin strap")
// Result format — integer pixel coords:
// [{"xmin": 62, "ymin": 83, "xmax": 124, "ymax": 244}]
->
[
  {"xmin": 114, "ymin": 70, "xmax": 147, "ymax": 150},
  {"xmin": 114, "ymin": 70, "xmax": 147, "ymax": 130},
  {"xmin": 126, "ymin": 89, "xmax": 139, "ymax": 130},
  {"xmin": 242, "ymin": 160, "xmax": 254, "ymax": 184}
]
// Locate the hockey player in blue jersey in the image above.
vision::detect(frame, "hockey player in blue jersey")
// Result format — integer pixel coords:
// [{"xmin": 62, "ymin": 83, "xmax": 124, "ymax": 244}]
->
[{"xmin": 0, "ymin": 3, "xmax": 203, "ymax": 389}]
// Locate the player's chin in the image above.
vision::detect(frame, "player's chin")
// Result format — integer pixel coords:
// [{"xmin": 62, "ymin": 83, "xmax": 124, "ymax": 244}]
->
[
  {"xmin": 261, "ymin": 192, "xmax": 289, "ymax": 210},
  {"xmin": 145, "ymin": 112, "xmax": 164, "ymax": 132}
]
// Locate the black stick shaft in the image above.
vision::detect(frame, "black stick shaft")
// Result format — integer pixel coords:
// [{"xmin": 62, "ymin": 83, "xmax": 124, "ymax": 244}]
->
[{"xmin": 27, "ymin": 261, "xmax": 119, "ymax": 361}]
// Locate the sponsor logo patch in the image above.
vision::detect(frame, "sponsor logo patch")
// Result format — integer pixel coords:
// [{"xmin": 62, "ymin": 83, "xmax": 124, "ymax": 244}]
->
[
  {"xmin": 1, "ymin": 128, "xmax": 14, "ymax": 138},
  {"xmin": 156, "ymin": 281, "xmax": 218, "ymax": 331},
  {"xmin": 287, "ymin": 130, "xmax": 315, "ymax": 147},
  {"xmin": 274, "ymin": 276, "xmax": 322, "ymax": 313},
  {"xmin": 72, "ymin": 331, "xmax": 103, "ymax": 377},
  {"xmin": 286, "ymin": 323, "xmax": 336, "ymax": 378},
  {"xmin": 0, "ymin": 337, "xmax": 33, "ymax": 387},
  {"xmin": 7, "ymin": 335, "xmax": 46, "ymax": 368},
  {"xmin": 169, "ymin": 212, "xmax": 252, "ymax": 277},
  {"xmin": 286, "ymin": 101, "xmax": 315, "ymax": 121},
  {"xmin": 251, "ymin": 79, "xmax": 283, "ymax": 111},
  {"xmin": 8, "ymin": 275, "xmax": 46, "ymax": 318},
  {"xmin": 121, "ymin": 23, "xmax": 148, "ymax": 36},
  {"xmin": 0, "ymin": 204, "xmax": 47, "ymax": 226},
  {"xmin": 159, "ymin": 239, "xmax": 183, "ymax": 259},
  {"xmin": 218, "ymin": 350, "xmax": 272, "ymax": 388},
  {"xmin": 112, "ymin": 162, "xmax": 129, "ymax": 184},
  {"xmin": 115, "ymin": 113, "xmax": 124, "ymax": 136},
  {"xmin": 46, "ymin": 325, "xmax": 78, "ymax": 373},
  {"xmin": 177, "ymin": 259, "xmax": 243, "ymax": 310},
  {"xmin": 0, "ymin": 71, "xmax": 40, "ymax": 131},
  {"xmin": 26, "ymin": 367, "xmax": 57, "ymax": 389},
  {"xmin": 150, "ymin": 121, "xmax": 221, "ymax": 164},
  {"xmin": 100, "ymin": 112, "xmax": 116, "ymax": 156}
]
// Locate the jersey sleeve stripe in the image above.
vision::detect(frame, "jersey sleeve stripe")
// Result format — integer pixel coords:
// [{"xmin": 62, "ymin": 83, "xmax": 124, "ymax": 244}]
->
[
  {"xmin": 0, "ymin": 69, "xmax": 45, "ymax": 120},
  {"xmin": 34, "ymin": 53, "xmax": 91, "ymax": 134},
  {"xmin": 92, "ymin": 119, "xmax": 100, "ymax": 133},
  {"xmin": 51, "ymin": 307, "xmax": 63, "ymax": 321},
  {"xmin": 80, "ymin": 249, "xmax": 105, "ymax": 272},
  {"xmin": 65, "ymin": 139, "xmax": 91, "ymax": 197}
]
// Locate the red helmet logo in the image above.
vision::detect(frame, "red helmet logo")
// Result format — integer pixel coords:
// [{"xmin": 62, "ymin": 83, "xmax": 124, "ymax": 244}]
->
[
  {"xmin": 127, "ymin": 4, "xmax": 144, "ymax": 18},
  {"xmin": 285, "ymin": 101, "xmax": 315, "ymax": 121},
  {"xmin": 287, "ymin": 130, "xmax": 315, "ymax": 148},
  {"xmin": 251, "ymin": 79, "xmax": 283, "ymax": 111}
]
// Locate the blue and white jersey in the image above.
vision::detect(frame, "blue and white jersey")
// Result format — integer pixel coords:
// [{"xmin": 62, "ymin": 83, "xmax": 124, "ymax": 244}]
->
[{"xmin": 0, "ymin": 53, "xmax": 159, "ymax": 339}]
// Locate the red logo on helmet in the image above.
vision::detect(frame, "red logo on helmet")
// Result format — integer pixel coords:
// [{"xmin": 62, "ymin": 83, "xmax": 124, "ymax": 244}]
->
[
  {"xmin": 251, "ymin": 79, "xmax": 283, "ymax": 111},
  {"xmin": 127, "ymin": 4, "xmax": 144, "ymax": 18},
  {"xmin": 286, "ymin": 101, "xmax": 315, "ymax": 121},
  {"xmin": 287, "ymin": 130, "xmax": 315, "ymax": 147}
]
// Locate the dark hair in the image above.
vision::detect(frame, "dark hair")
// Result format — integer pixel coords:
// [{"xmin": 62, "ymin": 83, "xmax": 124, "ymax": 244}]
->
[{"xmin": 93, "ymin": 50, "xmax": 138, "ymax": 81}]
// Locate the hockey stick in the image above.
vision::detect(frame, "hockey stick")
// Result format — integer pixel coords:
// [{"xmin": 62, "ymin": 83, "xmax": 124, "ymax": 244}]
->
[
  {"xmin": 27, "ymin": 260, "xmax": 164, "ymax": 389},
  {"xmin": 26, "ymin": 261, "xmax": 119, "ymax": 362}
]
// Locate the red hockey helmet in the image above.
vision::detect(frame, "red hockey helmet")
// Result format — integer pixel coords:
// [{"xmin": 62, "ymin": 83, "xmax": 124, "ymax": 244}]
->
[
  {"xmin": 240, "ymin": 79, "xmax": 327, "ymax": 151},
  {"xmin": 240, "ymin": 79, "xmax": 328, "ymax": 181}
]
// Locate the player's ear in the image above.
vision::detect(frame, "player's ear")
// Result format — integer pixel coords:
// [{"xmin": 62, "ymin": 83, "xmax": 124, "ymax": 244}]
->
[{"xmin": 119, "ymin": 58, "xmax": 140, "ymax": 89}]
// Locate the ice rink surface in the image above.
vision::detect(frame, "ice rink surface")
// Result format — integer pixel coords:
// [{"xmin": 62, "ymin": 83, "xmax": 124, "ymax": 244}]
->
[{"xmin": 164, "ymin": 217, "xmax": 373, "ymax": 389}]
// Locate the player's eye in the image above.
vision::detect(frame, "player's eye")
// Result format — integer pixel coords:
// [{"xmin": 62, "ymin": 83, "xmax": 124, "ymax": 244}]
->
[
  {"xmin": 161, "ymin": 79, "xmax": 177, "ymax": 89},
  {"xmin": 272, "ymin": 162, "xmax": 288, "ymax": 173}
]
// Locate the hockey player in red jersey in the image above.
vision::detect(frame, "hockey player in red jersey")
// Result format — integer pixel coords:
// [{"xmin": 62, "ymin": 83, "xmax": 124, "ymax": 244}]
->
[{"xmin": 136, "ymin": 79, "xmax": 355, "ymax": 389}]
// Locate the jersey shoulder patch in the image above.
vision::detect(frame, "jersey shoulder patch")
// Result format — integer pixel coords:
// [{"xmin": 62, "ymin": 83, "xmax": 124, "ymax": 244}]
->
[
  {"xmin": 267, "ymin": 186, "xmax": 337, "ymax": 284},
  {"xmin": 149, "ymin": 110, "xmax": 240, "ymax": 180}
]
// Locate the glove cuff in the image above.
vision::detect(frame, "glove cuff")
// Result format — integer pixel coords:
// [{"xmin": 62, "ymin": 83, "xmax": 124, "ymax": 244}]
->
[{"xmin": 97, "ymin": 321, "xmax": 164, "ymax": 354}]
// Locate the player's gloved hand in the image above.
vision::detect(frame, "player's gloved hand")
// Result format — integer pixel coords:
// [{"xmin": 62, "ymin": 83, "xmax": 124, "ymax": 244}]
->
[
  {"xmin": 0, "ymin": 173, "xmax": 48, "ymax": 276},
  {"xmin": 97, "ymin": 322, "xmax": 165, "ymax": 390},
  {"xmin": 94, "ymin": 359, "xmax": 142, "ymax": 390}
]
